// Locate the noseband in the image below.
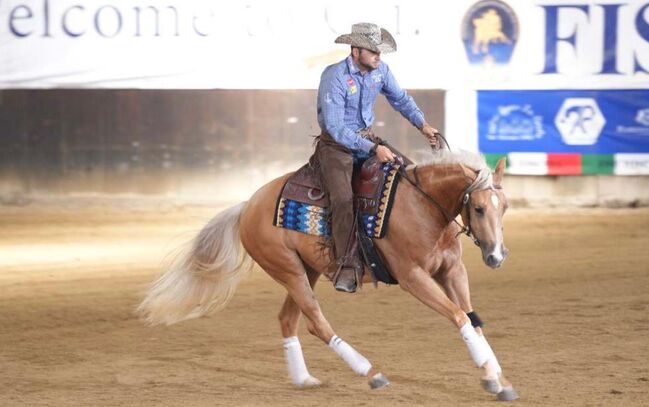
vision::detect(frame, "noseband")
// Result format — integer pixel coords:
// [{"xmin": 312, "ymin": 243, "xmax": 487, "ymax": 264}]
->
[
  {"xmin": 456, "ymin": 185, "xmax": 502, "ymax": 247},
  {"xmin": 461, "ymin": 192, "xmax": 480, "ymax": 246}
]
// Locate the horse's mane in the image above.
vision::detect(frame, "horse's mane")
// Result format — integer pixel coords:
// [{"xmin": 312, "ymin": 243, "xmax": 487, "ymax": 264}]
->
[{"xmin": 414, "ymin": 150, "xmax": 493, "ymax": 192}]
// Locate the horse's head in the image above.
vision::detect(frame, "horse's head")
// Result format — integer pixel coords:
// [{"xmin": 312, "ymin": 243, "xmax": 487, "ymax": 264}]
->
[{"xmin": 460, "ymin": 158, "xmax": 508, "ymax": 269}]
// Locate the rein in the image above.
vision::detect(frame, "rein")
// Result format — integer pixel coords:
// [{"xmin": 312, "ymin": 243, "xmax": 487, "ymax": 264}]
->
[
  {"xmin": 395, "ymin": 131, "xmax": 494, "ymax": 246},
  {"xmin": 399, "ymin": 166, "xmax": 481, "ymax": 246}
]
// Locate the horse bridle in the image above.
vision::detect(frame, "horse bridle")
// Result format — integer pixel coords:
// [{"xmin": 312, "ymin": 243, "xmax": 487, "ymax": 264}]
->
[{"xmin": 399, "ymin": 166, "xmax": 481, "ymax": 247}]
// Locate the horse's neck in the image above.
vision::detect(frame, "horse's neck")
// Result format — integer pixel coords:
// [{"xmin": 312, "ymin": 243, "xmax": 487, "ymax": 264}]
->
[{"xmin": 415, "ymin": 164, "xmax": 473, "ymax": 219}]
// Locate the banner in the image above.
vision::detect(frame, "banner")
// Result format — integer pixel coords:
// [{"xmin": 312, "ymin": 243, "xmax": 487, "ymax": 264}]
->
[
  {"xmin": 484, "ymin": 152, "xmax": 649, "ymax": 175},
  {"xmin": 479, "ymin": 89, "xmax": 649, "ymax": 154},
  {"xmin": 1, "ymin": 0, "xmax": 648, "ymax": 89},
  {"xmin": 478, "ymin": 89, "xmax": 649, "ymax": 174}
]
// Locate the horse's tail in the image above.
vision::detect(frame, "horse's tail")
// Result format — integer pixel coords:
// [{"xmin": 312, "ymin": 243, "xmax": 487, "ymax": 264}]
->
[{"xmin": 137, "ymin": 202, "xmax": 254, "ymax": 326}]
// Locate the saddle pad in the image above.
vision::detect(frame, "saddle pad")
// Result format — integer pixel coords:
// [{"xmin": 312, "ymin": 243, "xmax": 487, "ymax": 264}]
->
[
  {"xmin": 359, "ymin": 162, "xmax": 401, "ymax": 239},
  {"xmin": 274, "ymin": 199, "xmax": 331, "ymax": 237},
  {"xmin": 273, "ymin": 162, "xmax": 401, "ymax": 239}
]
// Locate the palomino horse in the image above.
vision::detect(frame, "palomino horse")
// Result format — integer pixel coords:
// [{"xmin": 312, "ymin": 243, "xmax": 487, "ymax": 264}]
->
[{"xmin": 138, "ymin": 151, "xmax": 518, "ymax": 401}]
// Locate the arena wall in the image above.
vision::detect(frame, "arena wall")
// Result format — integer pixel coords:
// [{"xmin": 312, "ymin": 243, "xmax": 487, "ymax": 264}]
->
[
  {"xmin": 503, "ymin": 175, "xmax": 649, "ymax": 207},
  {"xmin": 1, "ymin": 88, "xmax": 646, "ymax": 207},
  {"xmin": 0, "ymin": 89, "xmax": 445, "ymax": 203}
]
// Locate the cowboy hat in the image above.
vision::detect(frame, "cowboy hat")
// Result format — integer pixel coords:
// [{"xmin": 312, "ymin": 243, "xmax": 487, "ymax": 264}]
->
[{"xmin": 334, "ymin": 23, "xmax": 397, "ymax": 53}]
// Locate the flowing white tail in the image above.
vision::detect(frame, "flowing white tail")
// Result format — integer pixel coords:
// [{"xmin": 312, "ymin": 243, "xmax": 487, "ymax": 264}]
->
[{"xmin": 137, "ymin": 202, "xmax": 254, "ymax": 326}]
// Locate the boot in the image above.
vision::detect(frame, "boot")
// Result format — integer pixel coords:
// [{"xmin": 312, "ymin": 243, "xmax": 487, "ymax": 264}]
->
[
  {"xmin": 333, "ymin": 236, "xmax": 362, "ymax": 293},
  {"xmin": 334, "ymin": 260, "xmax": 362, "ymax": 293}
]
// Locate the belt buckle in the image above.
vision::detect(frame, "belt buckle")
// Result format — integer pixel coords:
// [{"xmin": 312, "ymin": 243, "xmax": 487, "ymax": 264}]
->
[{"xmin": 358, "ymin": 128, "xmax": 372, "ymax": 139}]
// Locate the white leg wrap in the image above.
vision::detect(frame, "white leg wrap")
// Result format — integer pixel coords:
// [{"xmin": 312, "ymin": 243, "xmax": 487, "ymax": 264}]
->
[
  {"xmin": 460, "ymin": 322, "xmax": 496, "ymax": 368},
  {"xmin": 479, "ymin": 334, "xmax": 502, "ymax": 374},
  {"xmin": 283, "ymin": 336, "xmax": 311, "ymax": 386},
  {"xmin": 328, "ymin": 335, "xmax": 372, "ymax": 376}
]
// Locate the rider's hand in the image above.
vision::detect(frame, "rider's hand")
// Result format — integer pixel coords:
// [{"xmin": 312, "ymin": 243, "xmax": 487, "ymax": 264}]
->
[
  {"xmin": 421, "ymin": 123, "xmax": 441, "ymax": 150},
  {"xmin": 375, "ymin": 145, "xmax": 396, "ymax": 162}
]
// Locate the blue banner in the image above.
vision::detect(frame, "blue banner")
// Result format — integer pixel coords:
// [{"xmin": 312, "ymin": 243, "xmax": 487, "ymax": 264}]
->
[{"xmin": 478, "ymin": 90, "xmax": 649, "ymax": 154}]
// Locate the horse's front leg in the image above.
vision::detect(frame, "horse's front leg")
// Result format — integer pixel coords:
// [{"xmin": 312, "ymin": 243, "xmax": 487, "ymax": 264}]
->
[
  {"xmin": 434, "ymin": 262, "xmax": 519, "ymax": 401},
  {"xmin": 399, "ymin": 267, "xmax": 518, "ymax": 401},
  {"xmin": 399, "ymin": 266, "xmax": 470, "ymax": 327}
]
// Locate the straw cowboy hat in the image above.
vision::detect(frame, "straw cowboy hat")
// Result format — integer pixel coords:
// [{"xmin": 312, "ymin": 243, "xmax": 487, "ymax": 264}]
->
[{"xmin": 335, "ymin": 23, "xmax": 397, "ymax": 53}]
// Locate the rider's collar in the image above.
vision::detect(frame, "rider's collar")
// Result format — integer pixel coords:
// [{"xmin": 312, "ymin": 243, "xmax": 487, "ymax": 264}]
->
[{"xmin": 346, "ymin": 56, "xmax": 362, "ymax": 76}]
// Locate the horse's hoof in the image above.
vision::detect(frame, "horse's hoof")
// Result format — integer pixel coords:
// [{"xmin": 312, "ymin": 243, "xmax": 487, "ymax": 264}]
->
[
  {"xmin": 497, "ymin": 386, "xmax": 519, "ymax": 401},
  {"xmin": 481, "ymin": 378, "xmax": 503, "ymax": 394},
  {"xmin": 297, "ymin": 376, "xmax": 322, "ymax": 389},
  {"xmin": 369, "ymin": 372, "xmax": 390, "ymax": 390}
]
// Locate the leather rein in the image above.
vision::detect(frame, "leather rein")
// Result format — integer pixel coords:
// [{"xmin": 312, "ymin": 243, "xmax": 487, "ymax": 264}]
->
[
  {"xmin": 398, "ymin": 166, "xmax": 482, "ymax": 246},
  {"xmin": 395, "ymin": 131, "xmax": 488, "ymax": 247}
]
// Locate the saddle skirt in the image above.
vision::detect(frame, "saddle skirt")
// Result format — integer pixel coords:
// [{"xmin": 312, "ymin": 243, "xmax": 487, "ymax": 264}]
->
[{"xmin": 273, "ymin": 157, "xmax": 402, "ymax": 239}]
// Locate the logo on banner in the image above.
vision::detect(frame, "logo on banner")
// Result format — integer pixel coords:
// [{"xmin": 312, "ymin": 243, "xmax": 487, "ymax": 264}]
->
[
  {"xmin": 486, "ymin": 105, "xmax": 545, "ymax": 141},
  {"xmin": 635, "ymin": 109, "xmax": 649, "ymax": 127},
  {"xmin": 461, "ymin": 0, "xmax": 519, "ymax": 66},
  {"xmin": 615, "ymin": 108, "xmax": 649, "ymax": 136},
  {"xmin": 555, "ymin": 98, "xmax": 606, "ymax": 145}
]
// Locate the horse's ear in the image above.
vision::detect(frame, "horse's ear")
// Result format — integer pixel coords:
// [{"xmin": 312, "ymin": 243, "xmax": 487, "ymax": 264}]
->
[{"xmin": 493, "ymin": 157, "xmax": 506, "ymax": 187}]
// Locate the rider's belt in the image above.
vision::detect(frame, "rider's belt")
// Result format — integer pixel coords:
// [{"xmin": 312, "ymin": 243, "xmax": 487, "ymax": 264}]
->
[
  {"xmin": 357, "ymin": 127, "xmax": 374, "ymax": 139},
  {"xmin": 319, "ymin": 128, "xmax": 380, "ymax": 146},
  {"xmin": 357, "ymin": 128, "xmax": 382, "ymax": 145}
]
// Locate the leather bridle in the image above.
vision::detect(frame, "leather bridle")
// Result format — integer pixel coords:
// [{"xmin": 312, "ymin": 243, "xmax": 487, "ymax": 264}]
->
[{"xmin": 399, "ymin": 166, "xmax": 481, "ymax": 246}]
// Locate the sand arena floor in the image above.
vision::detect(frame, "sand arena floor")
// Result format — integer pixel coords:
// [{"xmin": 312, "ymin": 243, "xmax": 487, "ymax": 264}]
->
[{"xmin": 0, "ymin": 203, "xmax": 648, "ymax": 406}]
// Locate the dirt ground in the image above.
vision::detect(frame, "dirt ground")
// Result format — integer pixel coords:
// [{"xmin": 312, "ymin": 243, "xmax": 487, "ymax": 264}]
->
[{"xmin": 0, "ymin": 202, "xmax": 648, "ymax": 406}]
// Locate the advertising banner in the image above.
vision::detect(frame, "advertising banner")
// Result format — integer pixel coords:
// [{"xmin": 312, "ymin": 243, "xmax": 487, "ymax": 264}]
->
[
  {"xmin": 1, "ymin": 0, "xmax": 648, "ymax": 89},
  {"xmin": 479, "ymin": 89, "xmax": 649, "ymax": 174},
  {"xmin": 479, "ymin": 90, "xmax": 649, "ymax": 154}
]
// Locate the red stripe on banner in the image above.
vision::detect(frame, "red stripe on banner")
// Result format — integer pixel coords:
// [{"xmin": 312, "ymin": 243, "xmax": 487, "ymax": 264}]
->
[{"xmin": 547, "ymin": 153, "xmax": 582, "ymax": 175}]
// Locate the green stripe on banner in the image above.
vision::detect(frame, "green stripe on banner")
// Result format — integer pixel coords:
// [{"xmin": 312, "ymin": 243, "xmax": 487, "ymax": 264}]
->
[
  {"xmin": 485, "ymin": 154, "xmax": 508, "ymax": 171},
  {"xmin": 582, "ymin": 154, "xmax": 614, "ymax": 175}
]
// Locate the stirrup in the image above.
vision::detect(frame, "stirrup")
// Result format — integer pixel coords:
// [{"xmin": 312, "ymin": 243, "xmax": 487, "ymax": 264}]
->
[{"xmin": 333, "ymin": 267, "xmax": 358, "ymax": 293}]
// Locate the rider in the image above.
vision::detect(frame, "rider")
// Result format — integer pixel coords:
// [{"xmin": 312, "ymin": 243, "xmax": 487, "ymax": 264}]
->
[{"xmin": 314, "ymin": 22, "xmax": 441, "ymax": 293}]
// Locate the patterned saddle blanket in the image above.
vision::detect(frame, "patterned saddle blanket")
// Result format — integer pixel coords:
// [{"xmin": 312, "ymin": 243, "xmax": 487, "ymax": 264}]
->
[{"xmin": 273, "ymin": 157, "xmax": 401, "ymax": 239}]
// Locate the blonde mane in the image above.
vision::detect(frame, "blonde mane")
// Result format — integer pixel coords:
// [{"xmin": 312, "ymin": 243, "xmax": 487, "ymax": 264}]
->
[{"xmin": 411, "ymin": 150, "xmax": 493, "ymax": 192}]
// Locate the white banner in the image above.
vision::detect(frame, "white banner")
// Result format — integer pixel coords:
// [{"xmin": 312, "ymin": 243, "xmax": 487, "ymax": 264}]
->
[{"xmin": 0, "ymin": 0, "xmax": 648, "ymax": 89}]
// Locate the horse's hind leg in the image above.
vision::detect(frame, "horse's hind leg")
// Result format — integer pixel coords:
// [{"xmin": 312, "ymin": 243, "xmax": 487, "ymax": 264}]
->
[
  {"xmin": 270, "ymin": 260, "xmax": 388, "ymax": 389},
  {"xmin": 435, "ymin": 261, "xmax": 519, "ymax": 401},
  {"xmin": 278, "ymin": 269, "xmax": 322, "ymax": 388}
]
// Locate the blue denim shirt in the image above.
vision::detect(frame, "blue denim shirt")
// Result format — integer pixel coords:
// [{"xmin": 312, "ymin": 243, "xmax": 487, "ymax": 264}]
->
[{"xmin": 317, "ymin": 56, "xmax": 425, "ymax": 154}]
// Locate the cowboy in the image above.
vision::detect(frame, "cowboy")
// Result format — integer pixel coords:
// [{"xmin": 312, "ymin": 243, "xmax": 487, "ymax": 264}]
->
[{"xmin": 314, "ymin": 22, "xmax": 441, "ymax": 293}]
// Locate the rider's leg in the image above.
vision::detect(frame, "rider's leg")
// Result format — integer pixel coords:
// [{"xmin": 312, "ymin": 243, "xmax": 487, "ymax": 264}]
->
[{"xmin": 316, "ymin": 135, "xmax": 361, "ymax": 293}]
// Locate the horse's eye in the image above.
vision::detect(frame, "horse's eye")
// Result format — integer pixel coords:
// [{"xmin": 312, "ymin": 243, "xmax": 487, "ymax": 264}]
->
[{"xmin": 475, "ymin": 206, "xmax": 485, "ymax": 215}]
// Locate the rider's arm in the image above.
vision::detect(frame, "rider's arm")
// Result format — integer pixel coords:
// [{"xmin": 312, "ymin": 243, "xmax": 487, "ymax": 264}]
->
[
  {"xmin": 318, "ymin": 70, "xmax": 374, "ymax": 153},
  {"xmin": 380, "ymin": 64, "xmax": 426, "ymax": 130}
]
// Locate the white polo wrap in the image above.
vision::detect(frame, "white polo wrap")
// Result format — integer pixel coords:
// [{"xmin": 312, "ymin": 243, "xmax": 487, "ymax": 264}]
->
[
  {"xmin": 328, "ymin": 335, "xmax": 372, "ymax": 376},
  {"xmin": 283, "ymin": 336, "xmax": 311, "ymax": 385},
  {"xmin": 460, "ymin": 322, "xmax": 496, "ymax": 368},
  {"xmin": 479, "ymin": 334, "xmax": 502, "ymax": 374}
]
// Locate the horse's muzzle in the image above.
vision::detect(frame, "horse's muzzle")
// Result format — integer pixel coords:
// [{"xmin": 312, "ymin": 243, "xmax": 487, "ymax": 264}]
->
[{"xmin": 483, "ymin": 245, "xmax": 508, "ymax": 269}]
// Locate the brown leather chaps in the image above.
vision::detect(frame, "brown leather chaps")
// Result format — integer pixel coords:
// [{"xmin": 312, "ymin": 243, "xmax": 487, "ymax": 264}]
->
[{"xmin": 311, "ymin": 130, "xmax": 412, "ymax": 265}]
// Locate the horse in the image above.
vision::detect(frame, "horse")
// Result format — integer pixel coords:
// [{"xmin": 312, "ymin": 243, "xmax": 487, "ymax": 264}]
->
[{"xmin": 137, "ymin": 151, "xmax": 519, "ymax": 402}]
